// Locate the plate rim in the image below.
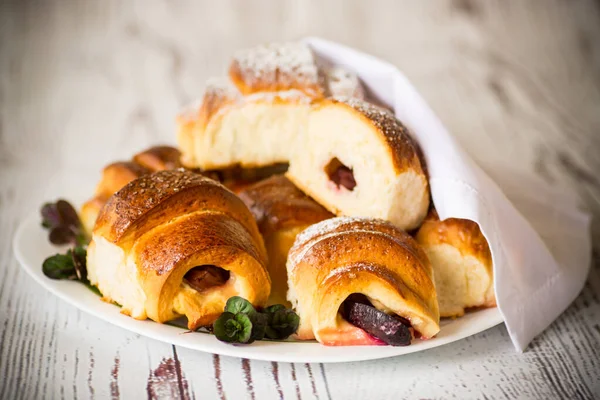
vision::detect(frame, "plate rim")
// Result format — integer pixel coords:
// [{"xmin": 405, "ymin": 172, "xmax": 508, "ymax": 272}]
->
[{"xmin": 13, "ymin": 210, "xmax": 504, "ymax": 363}]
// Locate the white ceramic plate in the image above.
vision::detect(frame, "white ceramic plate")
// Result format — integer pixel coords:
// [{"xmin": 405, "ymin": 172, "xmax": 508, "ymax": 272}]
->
[{"xmin": 14, "ymin": 209, "xmax": 503, "ymax": 363}]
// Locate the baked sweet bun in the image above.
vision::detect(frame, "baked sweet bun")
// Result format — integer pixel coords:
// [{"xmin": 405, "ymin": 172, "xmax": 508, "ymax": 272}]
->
[
  {"xmin": 81, "ymin": 162, "xmax": 150, "ymax": 234},
  {"xmin": 177, "ymin": 41, "xmax": 365, "ymax": 170},
  {"xmin": 415, "ymin": 209, "xmax": 495, "ymax": 317},
  {"xmin": 80, "ymin": 146, "xmax": 182, "ymax": 234},
  {"xmin": 287, "ymin": 217, "xmax": 440, "ymax": 346},
  {"xmin": 238, "ymin": 175, "xmax": 333, "ymax": 305},
  {"xmin": 287, "ymin": 97, "xmax": 429, "ymax": 231},
  {"xmin": 132, "ymin": 145, "xmax": 182, "ymax": 171},
  {"xmin": 86, "ymin": 170, "xmax": 270, "ymax": 329}
]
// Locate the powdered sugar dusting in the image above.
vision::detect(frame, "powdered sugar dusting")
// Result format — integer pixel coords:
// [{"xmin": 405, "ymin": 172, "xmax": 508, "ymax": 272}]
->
[
  {"xmin": 325, "ymin": 67, "xmax": 364, "ymax": 99},
  {"xmin": 333, "ymin": 96, "xmax": 395, "ymax": 125},
  {"xmin": 333, "ymin": 96, "xmax": 417, "ymax": 169},
  {"xmin": 244, "ymin": 89, "xmax": 314, "ymax": 104},
  {"xmin": 177, "ymin": 99, "xmax": 203, "ymax": 122},
  {"xmin": 98, "ymin": 170, "xmax": 227, "ymax": 241},
  {"xmin": 232, "ymin": 42, "xmax": 321, "ymax": 94},
  {"xmin": 178, "ymin": 78, "xmax": 240, "ymax": 122},
  {"xmin": 293, "ymin": 216, "xmax": 367, "ymax": 248},
  {"xmin": 204, "ymin": 77, "xmax": 241, "ymax": 99},
  {"xmin": 288, "ymin": 217, "xmax": 404, "ymax": 268}
]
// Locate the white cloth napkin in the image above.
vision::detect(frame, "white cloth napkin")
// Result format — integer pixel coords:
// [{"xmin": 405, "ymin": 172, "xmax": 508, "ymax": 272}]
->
[{"xmin": 305, "ymin": 37, "xmax": 593, "ymax": 351}]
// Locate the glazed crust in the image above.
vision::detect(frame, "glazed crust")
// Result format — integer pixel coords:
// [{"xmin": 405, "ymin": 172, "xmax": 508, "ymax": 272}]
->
[
  {"xmin": 94, "ymin": 170, "xmax": 266, "ymax": 260},
  {"xmin": 80, "ymin": 146, "xmax": 183, "ymax": 233},
  {"xmin": 415, "ymin": 209, "xmax": 496, "ymax": 314},
  {"xmin": 238, "ymin": 175, "xmax": 334, "ymax": 235},
  {"xmin": 135, "ymin": 211, "xmax": 269, "ymax": 327},
  {"xmin": 95, "ymin": 162, "xmax": 151, "ymax": 198},
  {"xmin": 134, "ymin": 212, "xmax": 263, "ymax": 277},
  {"xmin": 89, "ymin": 170, "xmax": 270, "ymax": 329},
  {"xmin": 327, "ymin": 97, "xmax": 424, "ymax": 175},
  {"xmin": 132, "ymin": 146, "xmax": 183, "ymax": 171},
  {"xmin": 288, "ymin": 217, "xmax": 440, "ymax": 343},
  {"xmin": 415, "ymin": 209, "xmax": 492, "ymax": 266}
]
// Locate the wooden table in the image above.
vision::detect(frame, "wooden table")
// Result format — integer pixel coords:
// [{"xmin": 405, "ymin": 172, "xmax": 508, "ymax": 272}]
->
[{"xmin": 1, "ymin": 1, "xmax": 599, "ymax": 398}]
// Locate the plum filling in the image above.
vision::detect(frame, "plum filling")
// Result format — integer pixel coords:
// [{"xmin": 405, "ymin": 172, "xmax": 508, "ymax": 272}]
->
[
  {"xmin": 325, "ymin": 158, "xmax": 356, "ymax": 191},
  {"xmin": 340, "ymin": 294, "xmax": 412, "ymax": 346},
  {"xmin": 184, "ymin": 265, "xmax": 230, "ymax": 292}
]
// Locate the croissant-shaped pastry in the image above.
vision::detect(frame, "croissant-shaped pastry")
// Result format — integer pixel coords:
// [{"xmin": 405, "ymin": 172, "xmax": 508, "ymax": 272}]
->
[
  {"xmin": 177, "ymin": 41, "xmax": 365, "ymax": 170},
  {"xmin": 238, "ymin": 175, "xmax": 334, "ymax": 305},
  {"xmin": 415, "ymin": 209, "xmax": 495, "ymax": 317},
  {"xmin": 287, "ymin": 97, "xmax": 429, "ymax": 231},
  {"xmin": 87, "ymin": 170, "xmax": 270, "ymax": 329},
  {"xmin": 80, "ymin": 146, "xmax": 182, "ymax": 234},
  {"xmin": 287, "ymin": 217, "xmax": 440, "ymax": 346}
]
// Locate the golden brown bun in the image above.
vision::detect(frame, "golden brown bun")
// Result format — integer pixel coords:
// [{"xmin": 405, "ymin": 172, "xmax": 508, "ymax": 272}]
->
[
  {"xmin": 238, "ymin": 175, "xmax": 333, "ymax": 305},
  {"xmin": 287, "ymin": 217, "xmax": 440, "ymax": 345},
  {"xmin": 87, "ymin": 170, "xmax": 270, "ymax": 329},
  {"xmin": 177, "ymin": 42, "xmax": 365, "ymax": 170},
  {"xmin": 287, "ymin": 97, "xmax": 429, "ymax": 231},
  {"xmin": 237, "ymin": 175, "xmax": 333, "ymax": 234},
  {"xmin": 80, "ymin": 146, "xmax": 182, "ymax": 234},
  {"xmin": 132, "ymin": 145, "xmax": 182, "ymax": 171},
  {"xmin": 415, "ymin": 209, "xmax": 496, "ymax": 317},
  {"xmin": 80, "ymin": 161, "xmax": 150, "ymax": 234},
  {"xmin": 95, "ymin": 162, "xmax": 151, "ymax": 198},
  {"xmin": 94, "ymin": 171, "xmax": 265, "ymax": 255},
  {"xmin": 81, "ymin": 196, "xmax": 109, "ymax": 238}
]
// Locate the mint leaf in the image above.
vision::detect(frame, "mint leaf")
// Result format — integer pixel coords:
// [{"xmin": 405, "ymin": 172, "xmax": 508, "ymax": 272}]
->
[
  {"xmin": 213, "ymin": 312, "xmax": 254, "ymax": 344},
  {"xmin": 42, "ymin": 253, "xmax": 77, "ymax": 280},
  {"xmin": 264, "ymin": 304, "xmax": 285, "ymax": 314},
  {"xmin": 224, "ymin": 296, "xmax": 256, "ymax": 316},
  {"xmin": 264, "ymin": 308, "xmax": 300, "ymax": 340},
  {"xmin": 249, "ymin": 312, "xmax": 268, "ymax": 341},
  {"xmin": 213, "ymin": 298, "xmax": 300, "ymax": 344}
]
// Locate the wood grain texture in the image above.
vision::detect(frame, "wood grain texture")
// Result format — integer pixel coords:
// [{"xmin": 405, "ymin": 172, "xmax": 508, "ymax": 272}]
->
[{"xmin": 1, "ymin": 0, "xmax": 599, "ymax": 399}]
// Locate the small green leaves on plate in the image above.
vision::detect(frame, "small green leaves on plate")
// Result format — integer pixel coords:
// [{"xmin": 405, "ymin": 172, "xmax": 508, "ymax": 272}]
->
[
  {"xmin": 264, "ymin": 307, "xmax": 300, "ymax": 340},
  {"xmin": 42, "ymin": 252, "xmax": 78, "ymax": 280},
  {"xmin": 42, "ymin": 245, "xmax": 89, "ymax": 285},
  {"xmin": 214, "ymin": 312, "xmax": 253, "ymax": 344},
  {"xmin": 248, "ymin": 312, "xmax": 268, "ymax": 341},
  {"xmin": 40, "ymin": 198, "xmax": 97, "ymax": 292},
  {"xmin": 213, "ymin": 297, "xmax": 300, "ymax": 345},
  {"xmin": 224, "ymin": 296, "xmax": 256, "ymax": 316}
]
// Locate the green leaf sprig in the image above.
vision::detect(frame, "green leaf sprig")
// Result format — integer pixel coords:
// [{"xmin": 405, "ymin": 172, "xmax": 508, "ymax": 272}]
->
[
  {"xmin": 40, "ymin": 199, "xmax": 91, "ymax": 284},
  {"xmin": 212, "ymin": 297, "xmax": 299, "ymax": 344},
  {"xmin": 263, "ymin": 304, "xmax": 300, "ymax": 340}
]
